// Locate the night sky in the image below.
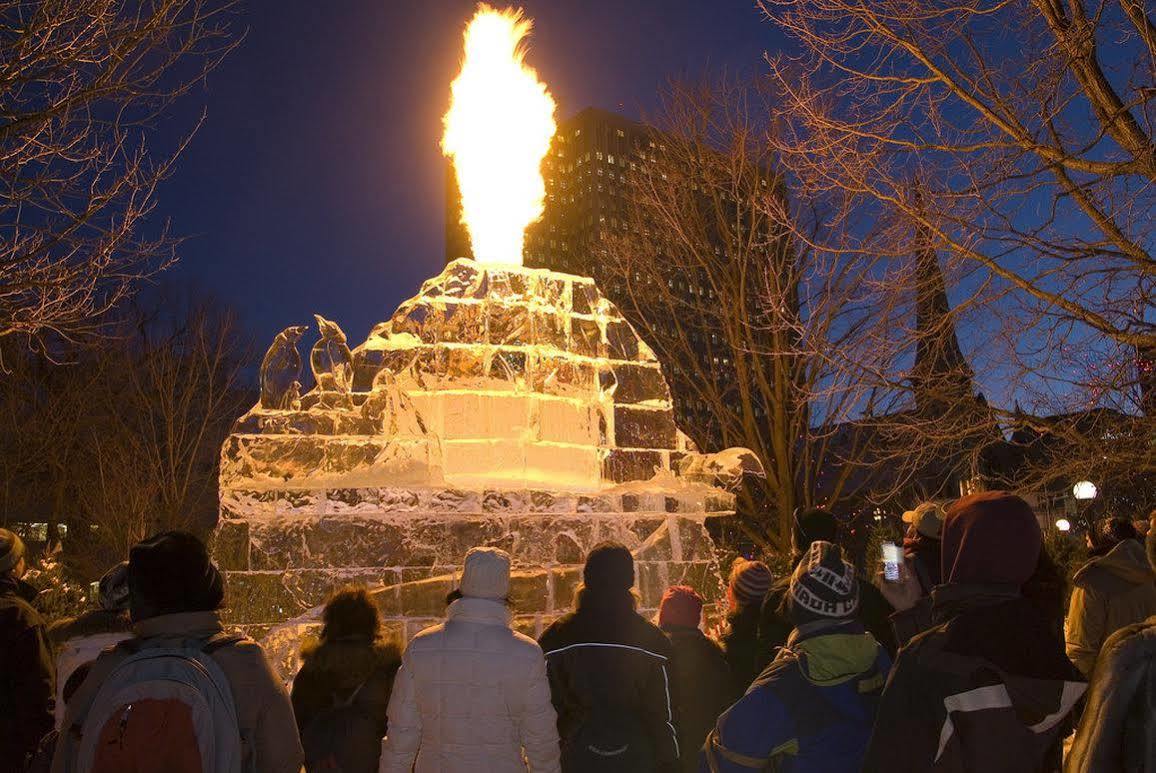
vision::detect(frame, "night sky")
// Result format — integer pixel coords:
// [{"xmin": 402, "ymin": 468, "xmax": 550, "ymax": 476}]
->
[{"xmin": 158, "ymin": 0, "xmax": 782, "ymax": 352}]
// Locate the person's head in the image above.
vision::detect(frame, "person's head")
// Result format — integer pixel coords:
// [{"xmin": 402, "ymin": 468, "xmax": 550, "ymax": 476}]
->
[
  {"xmin": 658, "ymin": 585, "xmax": 704, "ymax": 630},
  {"xmin": 902, "ymin": 502, "xmax": 945, "ymax": 541},
  {"xmin": 0, "ymin": 528, "xmax": 26, "ymax": 579},
  {"xmin": 127, "ymin": 531, "xmax": 224, "ymax": 622},
  {"xmin": 793, "ymin": 508, "xmax": 839, "ymax": 555},
  {"xmin": 575, "ymin": 541, "xmax": 636, "ymax": 612},
  {"xmin": 940, "ymin": 492, "xmax": 1041, "ymax": 587},
  {"xmin": 787, "ymin": 541, "xmax": 859, "ymax": 628},
  {"xmin": 1089, "ymin": 517, "xmax": 1140, "ymax": 556},
  {"xmin": 457, "ymin": 546, "xmax": 511, "ymax": 601},
  {"xmin": 583, "ymin": 541, "xmax": 634, "ymax": 594},
  {"xmin": 321, "ymin": 585, "xmax": 381, "ymax": 642},
  {"xmin": 726, "ymin": 558, "xmax": 773, "ymax": 613},
  {"xmin": 97, "ymin": 561, "xmax": 130, "ymax": 612}
]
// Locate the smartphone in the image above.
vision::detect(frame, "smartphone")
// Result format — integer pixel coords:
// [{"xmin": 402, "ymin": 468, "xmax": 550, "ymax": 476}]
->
[{"xmin": 882, "ymin": 542, "xmax": 902, "ymax": 583}]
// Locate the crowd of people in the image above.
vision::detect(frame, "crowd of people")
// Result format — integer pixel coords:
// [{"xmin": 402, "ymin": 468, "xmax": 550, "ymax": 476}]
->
[{"xmin": 1, "ymin": 490, "xmax": 1154, "ymax": 772}]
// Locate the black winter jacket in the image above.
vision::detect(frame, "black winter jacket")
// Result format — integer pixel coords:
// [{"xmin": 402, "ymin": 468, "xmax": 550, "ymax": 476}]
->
[
  {"xmin": 1066, "ymin": 615, "xmax": 1156, "ymax": 772},
  {"xmin": 719, "ymin": 604, "xmax": 762, "ymax": 694},
  {"xmin": 661, "ymin": 625, "xmax": 736, "ymax": 772},
  {"xmin": 863, "ymin": 584, "xmax": 1086, "ymax": 773},
  {"xmin": 0, "ymin": 575, "xmax": 54, "ymax": 769},
  {"xmin": 539, "ymin": 593, "xmax": 680, "ymax": 772}
]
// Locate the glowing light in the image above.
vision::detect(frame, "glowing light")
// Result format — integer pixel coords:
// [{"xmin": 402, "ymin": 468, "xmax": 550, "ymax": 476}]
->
[
  {"xmin": 1073, "ymin": 480, "xmax": 1098, "ymax": 500},
  {"xmin": 442, "ymin": 4, "xmax": 556, "ymax": 266},
  {"xmin": 1055, "ymin": 518, "xmax": 1072, "ymax": 532}
]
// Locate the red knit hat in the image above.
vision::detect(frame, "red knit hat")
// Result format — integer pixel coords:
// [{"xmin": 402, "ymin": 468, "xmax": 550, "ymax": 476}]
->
[{"xmin": 658, "ymin": 585, "xmax": 704, "ymax": 629}]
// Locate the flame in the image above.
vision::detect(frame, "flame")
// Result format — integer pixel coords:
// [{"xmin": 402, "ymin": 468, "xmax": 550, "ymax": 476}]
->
[{"xmin": 442, "ymin": 4, "xmax": 556, "ymax": 266}]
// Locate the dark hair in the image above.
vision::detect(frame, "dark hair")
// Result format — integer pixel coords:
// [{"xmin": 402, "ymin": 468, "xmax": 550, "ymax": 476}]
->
[
  {"xmin": 321, "ymin": 585, "xmax": 380, "ymax": 643},
  {"xmin": 1093, "ymin": 517, "xmax": 1140, "ymax": 554}
]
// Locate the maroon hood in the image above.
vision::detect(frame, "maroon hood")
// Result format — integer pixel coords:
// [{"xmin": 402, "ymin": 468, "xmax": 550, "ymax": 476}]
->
[{"xmin": 941, "ymin": 491, "xmax": 1042, "ymax": 587}]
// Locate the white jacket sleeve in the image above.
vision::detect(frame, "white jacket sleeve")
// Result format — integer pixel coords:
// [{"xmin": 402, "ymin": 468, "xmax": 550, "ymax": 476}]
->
[
  {"xmin": 380, "ymin": 657, "xmax": 421, "ymax": 773},
  {"xmin": 517, "ymin": 654, "xmax": 562, "ymax": 773}
]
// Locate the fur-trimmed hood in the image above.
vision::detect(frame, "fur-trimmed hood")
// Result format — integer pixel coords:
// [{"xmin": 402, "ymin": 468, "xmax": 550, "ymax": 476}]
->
[{"xmin": 298, "ymin": 636, "xmax": 401, "ymax": 691}]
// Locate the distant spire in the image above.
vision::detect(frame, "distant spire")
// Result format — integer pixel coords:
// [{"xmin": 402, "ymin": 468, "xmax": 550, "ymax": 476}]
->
[{"xmin": 909, "ymin": 203, "xmax": 974, "ymax": 413}]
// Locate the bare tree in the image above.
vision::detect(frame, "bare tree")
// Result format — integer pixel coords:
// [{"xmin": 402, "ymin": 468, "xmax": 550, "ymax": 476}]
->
[
  {"xmin": 0, "ymin": 296, "xmax": 251, "ymax": 577},
  {"xmin": 598, "ymin": 78, "xmax": 933, "ymax": 552},
  {"xmin": 0, "ymin": 0, "xmax": 237, "ymax": 348},
  {"xmin": 758, "ymin": 0, "xmax": 1156, "ymax": 501}
]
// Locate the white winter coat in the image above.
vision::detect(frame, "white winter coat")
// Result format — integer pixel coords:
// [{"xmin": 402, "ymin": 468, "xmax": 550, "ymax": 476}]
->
[{"xmin": 380, "ymin": 596, "xmax": 561, "ymax": 773}]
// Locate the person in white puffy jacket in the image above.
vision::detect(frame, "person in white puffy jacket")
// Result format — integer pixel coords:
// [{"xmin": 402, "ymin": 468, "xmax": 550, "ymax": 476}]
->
[{"xmin": 380, "ymin": 546, "xmax": 561, "ymax": 773}]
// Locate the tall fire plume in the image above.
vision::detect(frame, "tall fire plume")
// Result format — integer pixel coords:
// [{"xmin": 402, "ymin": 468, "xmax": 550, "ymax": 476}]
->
[{"xmin": 442, "ymin": 4, "xmax": 556, "ymax": 266}]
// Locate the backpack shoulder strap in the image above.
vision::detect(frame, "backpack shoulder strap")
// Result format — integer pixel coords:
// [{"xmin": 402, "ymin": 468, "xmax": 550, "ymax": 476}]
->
[
  {"xmin": 341, "ymin": 678, "xmax": 370, "ymax": 709},
  {"xmin": 203, "ymin": 632, "xmax": 246, "ymax": 654}
]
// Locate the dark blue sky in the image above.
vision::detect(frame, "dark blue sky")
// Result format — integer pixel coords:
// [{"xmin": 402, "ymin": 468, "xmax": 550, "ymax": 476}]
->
[{"xmin": 158, "ymin": 0, "xmax": 781, "ymax": 349}]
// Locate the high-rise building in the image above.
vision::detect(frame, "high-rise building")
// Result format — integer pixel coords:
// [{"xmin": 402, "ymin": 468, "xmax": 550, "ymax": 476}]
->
[{"xmin": 444, "ymin": 107, "xmax": 644, "ymax": 273}]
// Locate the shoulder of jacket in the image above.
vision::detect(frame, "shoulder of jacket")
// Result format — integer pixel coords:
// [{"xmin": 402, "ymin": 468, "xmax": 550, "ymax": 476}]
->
[
  {"xmin": 406, "ymin": 622, "xmax": 449, "ymax": 648},
  {"xmin": 538, "ymin": 613, "xmax": 577, "ymax": 650},
  {"xmin": 1101, "ymin": 618, "xmax": 1156, "ymax": 663},
  {"xmin": 627, "ymin": 615, "xmax": 674, "ymax": 654},
  {"xmin": 507, "ymin": 630, "xmax": 547, "ymax": 658}
]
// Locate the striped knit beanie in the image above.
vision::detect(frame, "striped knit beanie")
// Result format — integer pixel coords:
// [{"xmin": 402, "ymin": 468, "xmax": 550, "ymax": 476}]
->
[
  {"xmin": 788, "ymin": 541, "xmax": 859, "ymax": 625},
  {"xmin": 729, "ymin": 559, "xmax": 773, "ymax": 606}
]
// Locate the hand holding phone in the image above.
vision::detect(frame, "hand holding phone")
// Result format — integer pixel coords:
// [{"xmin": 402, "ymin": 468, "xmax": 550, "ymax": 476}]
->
[{"xmin": 881, "ymin": 542, "xmax": 902, "ymax": 583}]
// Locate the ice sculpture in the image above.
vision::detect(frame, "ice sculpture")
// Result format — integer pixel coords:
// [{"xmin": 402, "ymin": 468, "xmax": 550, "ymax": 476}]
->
[
  {"xmin": 310, "ymin": 315, "xmax": 354, "ymax": 400},
  {"xmin": 259, "ymin": 325, "xmax": 308, "ymax": 410},
  {"xmin": 217, "ymin": 259, "xmax": 762, "ymax": 664}
]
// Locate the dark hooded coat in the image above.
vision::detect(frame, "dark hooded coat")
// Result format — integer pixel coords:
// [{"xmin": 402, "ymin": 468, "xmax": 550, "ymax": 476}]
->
[{"xmin": 863, "ymin": 586, "xmax": 1085, "ymax": 773}]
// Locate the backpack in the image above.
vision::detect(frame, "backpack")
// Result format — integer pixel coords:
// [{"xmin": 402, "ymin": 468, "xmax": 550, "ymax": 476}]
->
[
  {"xmin": 301, "ymin": 679, "xmax": 384, "ymax": 773},
  {"xmin": 563, "ymin": 707, "xmax": 656, "ymax": 773},
  {"xmin": 55, "ymin": 633, "xmax": 247, "ymax": 773}
]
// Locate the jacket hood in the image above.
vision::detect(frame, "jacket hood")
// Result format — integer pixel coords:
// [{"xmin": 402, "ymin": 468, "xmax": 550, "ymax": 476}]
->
[
  {"xmin": 1074, "ymin": 539, "xmax": 1155, "ymax": 586},
  {"xmin": 792, "ymin": 631, "xmax": 881, "ymax": 686},
  {"xmin": 298, "ymin": 636, "xmax": 402, "ymax": 690},
  {"xmin": 446, "ymin": 595, "xmax": 511, "ymax": 627}
]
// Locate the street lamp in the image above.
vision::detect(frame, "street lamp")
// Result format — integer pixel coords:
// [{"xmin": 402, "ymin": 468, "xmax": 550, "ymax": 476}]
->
[
  {"xmin": 1055, "ymin": 518, "xmax": 1072, "ymax": 532},
  {"xmin": 1073, "ymin": 480, "xmax": 1098, "ymax": 501}
]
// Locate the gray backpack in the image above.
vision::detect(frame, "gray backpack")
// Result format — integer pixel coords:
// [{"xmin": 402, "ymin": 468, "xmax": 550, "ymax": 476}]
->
[{"xmin": 56, "ymin": 634, "xmax": 247, "ymax": 773}]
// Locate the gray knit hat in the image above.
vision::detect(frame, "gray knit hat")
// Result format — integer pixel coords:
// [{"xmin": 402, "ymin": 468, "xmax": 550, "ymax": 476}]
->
[
  {"xmin": 459, "ymin": 547, "xmax": 511, "ymax": 600},
  {"xmin": 0, "ymin": 529, "xmax": 26, "ymax": 575}
]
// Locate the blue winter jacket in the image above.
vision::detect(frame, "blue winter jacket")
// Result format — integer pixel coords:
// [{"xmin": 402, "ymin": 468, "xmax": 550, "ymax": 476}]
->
[{"xmin": 700, "ymin": 623, "xmax": 890, "ymax": 773}]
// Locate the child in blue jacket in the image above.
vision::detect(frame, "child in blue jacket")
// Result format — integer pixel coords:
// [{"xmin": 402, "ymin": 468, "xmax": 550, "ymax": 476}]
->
[{"xmin": 701, "ymin": 541, "xmax": 890, "ymax": 772}]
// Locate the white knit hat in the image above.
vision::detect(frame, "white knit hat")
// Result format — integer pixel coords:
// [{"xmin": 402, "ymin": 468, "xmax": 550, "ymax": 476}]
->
[{"xmin": 460, "ymin": 547, "xmax": 511, "ymax": 600}]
